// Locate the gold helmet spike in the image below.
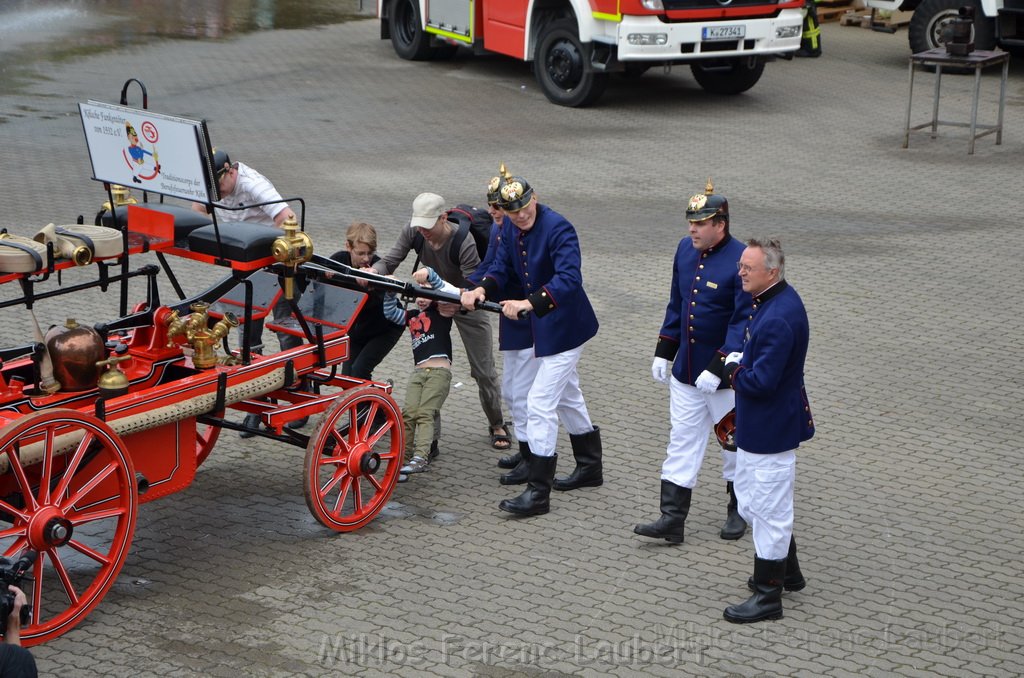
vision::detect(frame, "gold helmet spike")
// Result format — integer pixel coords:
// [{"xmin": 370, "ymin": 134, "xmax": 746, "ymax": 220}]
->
[
  {"xmin": 500, "ymin": 162, "xmax": 513, "ymax": 182},
  {"xmin": 705, "ymin": 177, "xmax": 714, "ymax": 195}
]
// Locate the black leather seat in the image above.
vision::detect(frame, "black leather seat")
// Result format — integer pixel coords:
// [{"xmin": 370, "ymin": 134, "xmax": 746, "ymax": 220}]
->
[{"xmin": 187, "ymin": 222, "xmax": 281, "ymax": 262}]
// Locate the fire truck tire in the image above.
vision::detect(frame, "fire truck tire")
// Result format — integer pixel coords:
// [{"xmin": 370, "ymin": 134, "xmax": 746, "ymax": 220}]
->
[
  {"xmin": 389, "ymin": 0, "xmax": 434, "ymax": 61},
  {"xmin": 908, "ymin": 0, "xmax": 995, "ymax": 55},
  {"xmin": 0, "ymin": 409, "xmax": 138, "ymax": 646},
  {"xmin": 534, "ymin": 19, "xmax": 609, "ymax": 107},
  {"xmin": 303, "ymin": 387, "xmax": 403, "ymax": 532},
  {"xmin": 690, "ymin": 57, "xmax": 765, "ymax": 95}
]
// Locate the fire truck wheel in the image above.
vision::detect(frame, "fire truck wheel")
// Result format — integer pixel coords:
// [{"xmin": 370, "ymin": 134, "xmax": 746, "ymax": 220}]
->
[
  {"xmin": 690, "ymin": 57, "xmax": 765, "ymax": 96},
  {"xmin": 0, "ymin": 409, "xmax": 138, "ymax": 646},
  {"xmin": 534, "ymin": 19, "xmax": 609, "ymax": 107},
  {"xmin": 908, "ymin": 0, "xmax": 995, "ymax": 55},
  {"xmin": 303, "ymin": 387, "xmax": 403, "ymax": 532},
  {"xmin": 389, "ymin": 0, "xmax": 435, "ymax": 61}
]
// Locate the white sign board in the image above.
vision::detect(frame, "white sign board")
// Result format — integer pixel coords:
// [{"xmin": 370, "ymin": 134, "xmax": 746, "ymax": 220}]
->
[{"xmin": 79, "ymin": 101, "xmax": 215, "ymax": 203}]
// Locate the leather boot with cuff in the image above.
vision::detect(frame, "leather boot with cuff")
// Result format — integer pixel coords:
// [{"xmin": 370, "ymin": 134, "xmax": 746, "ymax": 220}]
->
[
  {"xmin": 500, "ymin": 441, "xmax": 530, "ymax": 485},
  {"xmin": 725, "ymin": 556, "xmax": 786, "ymax": 623},
  {"xmin": 553, "ymin": 427, "xmax": 603, "ymax": 491},
  {"xmin": 499, "ymin": 454, "xmax": 557, "ymax": 517},
  {"xmin": 748, "ymin": 536, "xmax": 806, "ymax": 592},
  {"xmin": 720, "ymin": 481, "xmax": 748, "ymax": 540},
  {"xmin": 634, "ymin": 480, "xmax": 692, "ymax": 544}
]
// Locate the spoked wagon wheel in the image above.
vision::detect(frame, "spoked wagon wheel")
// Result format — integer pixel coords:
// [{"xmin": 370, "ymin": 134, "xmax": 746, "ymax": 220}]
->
[
  {"xmin": 303, "ymin": 387, "xmax": 403, "ymax": 532},
  {"xmin": 0, "ymin": 409, "xmax": 138, "ymax": 646},
  {"xmin": 195, "ymin": 418, "xmax": 221, "ymax": 467}
]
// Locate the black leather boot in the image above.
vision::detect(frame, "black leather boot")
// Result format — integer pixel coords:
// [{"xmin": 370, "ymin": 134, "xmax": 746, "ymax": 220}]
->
[
  {"xmin": 553, "ymin": 427, "xmax": 603, "ymax": 491},
  {"xmin": 725, "ymin": 556, "xmax": 785, "ymax": 623},
  {"xmin": 634, "ymin": 480, "xmax": 691, "ymax": 544},
  {"xmin": 500, "ymin": 441, "xmax": 530, "ymax": 485},
  {"xmin": 748, "ymin": 537, "xmax": 806, "ymax": 592},
  {"xmin": 497, "ymin": 451, "xmax": 521, "ymax": 469},
  {"xmin": 238, "ymin": 412, "xmax": 261, "ymax": 439},
  {"xmin": 720, "ymin": 481, "xmax": 748, "ymax": 540},
  {"xmin": 499, "ymin": 454, "xmax": 556, "ymax": 516}
]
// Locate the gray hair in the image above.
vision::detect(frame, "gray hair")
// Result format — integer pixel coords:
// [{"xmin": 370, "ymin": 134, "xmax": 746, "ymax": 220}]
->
[{"xmin": 747, "ymin": 237, "xmax": 785, "ymax": 280}]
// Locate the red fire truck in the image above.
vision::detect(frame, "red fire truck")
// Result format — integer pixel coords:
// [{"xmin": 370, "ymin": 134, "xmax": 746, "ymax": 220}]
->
[{"xmin": 378, "ymin": 0, "xmax": 806, "ymax": 106}]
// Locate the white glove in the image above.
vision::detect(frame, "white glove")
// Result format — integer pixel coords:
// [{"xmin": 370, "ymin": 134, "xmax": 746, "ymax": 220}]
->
[
  {"xmin": 651, "ymin": 357, "xmax": 671, "ymax": 384},
  {"xmin": 725, "ymin": 352, "xmax": 744, "ymax": 366},
  {"xmin": 694, "ymin": 370, "xmax": 721, "ymax": 394}
]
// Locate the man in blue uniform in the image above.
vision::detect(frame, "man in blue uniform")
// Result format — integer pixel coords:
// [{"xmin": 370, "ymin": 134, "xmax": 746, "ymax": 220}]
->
[
  {"xmin": 721, "ymin": 237, "xmax": 814, "ymax": 623},
  {"xmin": 636, "ymin": 181, "xmax": 750, "ymax": 544},
  {"xmin": 479, "ymin": 172, "xmax": 539, "ymax": 485},
  {"xmin": 462, "ymin": 166, "xmax": 601, "ymax": 517}
]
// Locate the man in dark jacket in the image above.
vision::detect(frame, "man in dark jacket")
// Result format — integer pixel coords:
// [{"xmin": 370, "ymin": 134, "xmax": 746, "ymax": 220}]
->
[{"xmin": 722, "ymin": 237, "xmax": 814, "ymax": 623}]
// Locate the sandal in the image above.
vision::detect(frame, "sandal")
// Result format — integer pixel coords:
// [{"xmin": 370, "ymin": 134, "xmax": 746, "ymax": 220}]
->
[{"xmin": 490, "ymin": 424, "xmax": 512, "ymax": 450}]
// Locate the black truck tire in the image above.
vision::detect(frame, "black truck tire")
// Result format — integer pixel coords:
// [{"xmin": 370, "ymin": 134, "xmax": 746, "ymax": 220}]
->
[
  {"xmin": 690, "ymin": 57, "xmax": 765, "ymax": 95},
  {"xmin": 534, "ymin": 19, "xmax": 609, "ymax": 107},
  {"xmin": 389, "ymin": 0, "xmax": 434, "ymax": 61}
]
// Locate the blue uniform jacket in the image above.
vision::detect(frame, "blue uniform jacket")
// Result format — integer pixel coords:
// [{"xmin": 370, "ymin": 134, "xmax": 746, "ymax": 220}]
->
[
  {"xmin": 475, "ymin": 204, "xmax": 598, "ymax": 357},
  {"xmin": 655, "ymin": 234, "xmax": 750, "ymax": 385},
  {"xmin": 479, "ymin": 221, "xmax": 532, "ymax": 352},
  {"xmin": 724, "ymin": 281, "xmax": 814, "ymax": 454}
]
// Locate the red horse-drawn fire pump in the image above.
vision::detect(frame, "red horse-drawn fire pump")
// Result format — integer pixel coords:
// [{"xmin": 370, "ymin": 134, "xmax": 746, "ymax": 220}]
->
[{"xmin": 0, "ymin": 84, "xmax": 499, "ymax": 646}]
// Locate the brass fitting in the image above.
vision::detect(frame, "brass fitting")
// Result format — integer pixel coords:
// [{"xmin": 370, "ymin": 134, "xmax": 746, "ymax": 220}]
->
[
  {"xmin": 164, "ymin": 302, "xmax": 239, "ymax": 369},
  {"xmin": 102, "ymin": 184, "xmax": 138, "ymax": 213},
  {"xmin": 271, "ymin": 215, "xmax": 313, "ymax": 300},
  {"xmin": 97, "ymin": 355, "xmax": 131, "ymax": 399}
]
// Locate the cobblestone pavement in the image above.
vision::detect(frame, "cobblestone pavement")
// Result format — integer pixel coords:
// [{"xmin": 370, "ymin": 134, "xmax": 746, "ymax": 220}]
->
[{"xmin": 1, "ymin": 14, "xmax": 1022, "ymax": 678}]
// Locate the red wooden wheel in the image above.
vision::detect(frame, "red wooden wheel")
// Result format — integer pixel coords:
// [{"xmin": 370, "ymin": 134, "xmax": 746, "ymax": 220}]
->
[
  {"xmin": 195, "ymin": 419, "xmax": 221, "ymax": 467},
  {"xmin": 303, "ymin": 387, "xmax": 403, "ymax": 531},
  {"xmin": 0, "ymin": 409, "xmax": 138, "ymax": 646}
]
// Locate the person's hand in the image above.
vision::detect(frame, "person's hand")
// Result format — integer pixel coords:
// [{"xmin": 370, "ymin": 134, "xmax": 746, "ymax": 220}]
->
[
  {"xmin": 651, "ymin": 357, "xmax": 671, "ymax": 384},
  {"xmin": 461, "ymin": 287, "xmax": 486, "ymax": 311},
  {"xmin": 499, "ymin": 299, "xmax": 532, "ymax": 320},
  {"xmin": 437, "ymin": 301, "xmax": 459, "ymax": 318},
  {"xmin": 725, "ymin": 352, "xmax": 743, "ymax": 366},
  {"xmin": 694, "ymin": 370, "xmax": 721, "ymax": 394},
  {"xmin": 5, "ymin": 584, "xmax": 27, "ymax": 645},
  {"xmin": 412, "ymin": 268, "xmax": 430, "ymax": 286}
]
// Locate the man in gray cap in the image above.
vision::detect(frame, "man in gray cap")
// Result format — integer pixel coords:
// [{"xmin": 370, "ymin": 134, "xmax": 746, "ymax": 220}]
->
[{"xmin": 372, "ymin": 192, "xmax": 507, "ymax": 454}]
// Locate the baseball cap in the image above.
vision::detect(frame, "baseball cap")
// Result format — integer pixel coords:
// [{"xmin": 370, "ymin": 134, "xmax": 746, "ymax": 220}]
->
[
  {"xmin": 212, "ymin": 149, "xmax": 232, "ymax": 180},
  {"xmin": 410, "ymin": 192, "xmax": 446, "ymax": 229}
]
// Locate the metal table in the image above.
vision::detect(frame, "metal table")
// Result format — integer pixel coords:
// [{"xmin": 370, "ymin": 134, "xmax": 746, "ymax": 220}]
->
[{"xmin": 903, "ymin": 48, "xmax": 1009, "ymax": 155}]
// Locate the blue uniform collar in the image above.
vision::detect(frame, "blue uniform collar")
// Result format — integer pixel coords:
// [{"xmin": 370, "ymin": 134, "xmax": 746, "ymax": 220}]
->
[{"xmin": 753, "ymin": 279, "xmax": 789, "ymax": 304}]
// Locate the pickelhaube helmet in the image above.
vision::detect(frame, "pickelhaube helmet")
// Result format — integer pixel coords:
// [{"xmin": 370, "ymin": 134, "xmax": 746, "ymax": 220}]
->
[
  {"xmin": 714, "ymin": 409, "xmax": 737, "ymax": 452},
  {"xmin": 486, "ymin": 171, "xmax": 502, "ymax": 206},
  {"xmin": 496, "ymin": 163, "xmax": 534, "ymax": 213},
  {"xmin": 686, "ymin": 178, "xmax": 729, "ymax": 223}
]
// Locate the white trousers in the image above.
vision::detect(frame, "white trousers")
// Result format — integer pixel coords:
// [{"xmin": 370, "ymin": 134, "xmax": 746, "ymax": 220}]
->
[
  {"xmin": 501, "ymin": 347, "xmax": 540, "ymax": 439},
  {"xmin": 661, "ymin": 377, "xmax": 736, "ymax": 488},
  {"xmin": 734, "ymin": 448, "xmax": 795, "ymax": 560},
  {"xmin": 525, "ymin": 346, "xmax": 593, "ymax": 457}
]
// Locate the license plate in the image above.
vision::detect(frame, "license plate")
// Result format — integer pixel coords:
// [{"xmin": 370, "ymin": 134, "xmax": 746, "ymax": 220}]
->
[{"xmin": 702, "ymin": 25, "xmax": 746, "ymax": 41}]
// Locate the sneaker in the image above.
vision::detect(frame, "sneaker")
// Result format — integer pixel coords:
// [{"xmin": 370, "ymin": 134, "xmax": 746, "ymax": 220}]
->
[
  {"xmin": 400, "ymin": 456, "xmax": 430, "ymax": 474},
  {"xmin": 428, "ymin": 440, "xmax": 440, "ymax": 461},
  {"xmin": 397, "ymin": 472, "xmax": 410, "ymax": 484}
]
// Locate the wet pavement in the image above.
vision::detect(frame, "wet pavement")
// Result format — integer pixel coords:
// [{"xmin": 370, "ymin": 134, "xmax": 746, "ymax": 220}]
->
[{"xmin": 0, "ymin": 9, "xmax": 1023, "ymax": 678}]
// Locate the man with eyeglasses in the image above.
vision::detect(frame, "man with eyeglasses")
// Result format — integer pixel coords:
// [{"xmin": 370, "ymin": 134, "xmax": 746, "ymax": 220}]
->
[
  {"xmin": 461, "ymin": 166, "xmax": 602, "ymax": 517},
  {"xmin": 721, "ymin": 238, "xmax": 814, "ymax": 623},
  {"xmin": 635, "ymin": 179, "xmax": 751, "ymax": 545}
]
